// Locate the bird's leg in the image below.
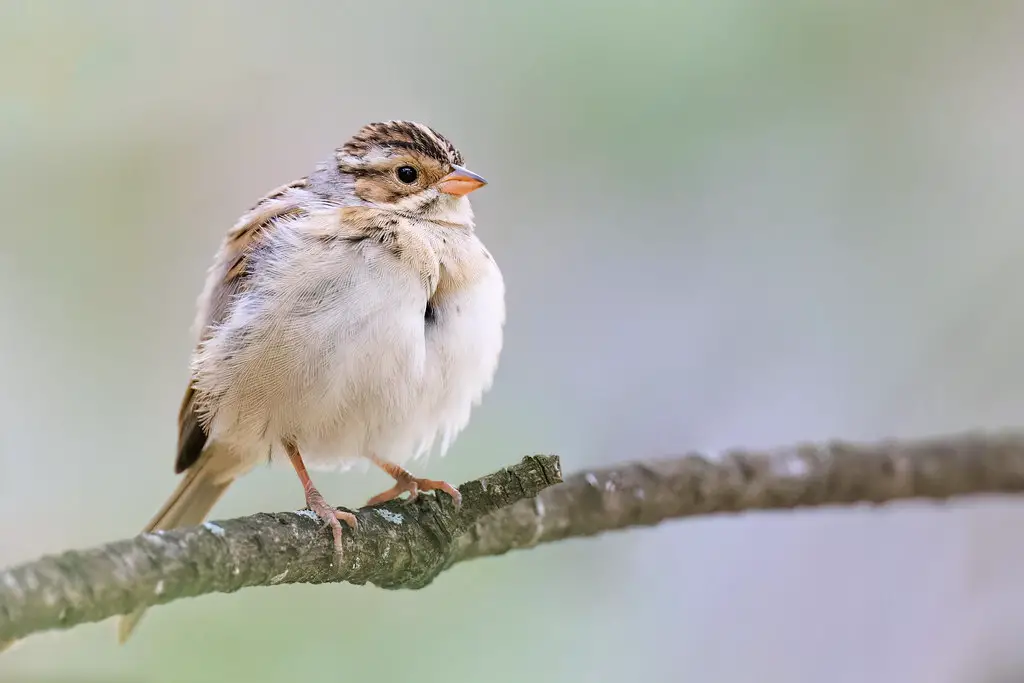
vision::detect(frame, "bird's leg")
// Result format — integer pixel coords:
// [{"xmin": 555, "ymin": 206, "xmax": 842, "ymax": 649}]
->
[
  {"xmin": 365, "ymin": 454, "xmax": 462, "ymax": 508},
  {"xmin": 285, "ymin": 441, "xmax": 357, "ymax": 557}
]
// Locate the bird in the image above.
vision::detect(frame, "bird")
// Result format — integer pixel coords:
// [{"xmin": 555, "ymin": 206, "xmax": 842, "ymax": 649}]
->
[{"xmin": 117, "ymin": 120, "xmax": 505, "ymax": 643}]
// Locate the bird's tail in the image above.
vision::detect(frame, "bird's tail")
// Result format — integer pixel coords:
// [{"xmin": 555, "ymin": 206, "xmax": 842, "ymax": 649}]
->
[{"xmin": 117, "ymin": 446, "xmax": 234, "ymax": 644}]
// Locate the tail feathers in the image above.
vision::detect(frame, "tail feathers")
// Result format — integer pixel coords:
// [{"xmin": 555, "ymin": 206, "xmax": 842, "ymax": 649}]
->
[{"xmin": 117, "ymin": 449, "xmax": 233, "ymax": 645}]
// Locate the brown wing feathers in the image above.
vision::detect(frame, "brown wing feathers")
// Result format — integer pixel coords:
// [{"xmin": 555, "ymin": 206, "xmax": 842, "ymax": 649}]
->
[{"xmin": 174, "ymin": 180, "xmax": 312, "ymax": 474}]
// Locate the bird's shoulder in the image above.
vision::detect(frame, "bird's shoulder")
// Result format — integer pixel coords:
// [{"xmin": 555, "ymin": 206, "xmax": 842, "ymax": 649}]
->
[{"xmin": 197, "ymin": 178, "xmax": 317, "ymax": 330}]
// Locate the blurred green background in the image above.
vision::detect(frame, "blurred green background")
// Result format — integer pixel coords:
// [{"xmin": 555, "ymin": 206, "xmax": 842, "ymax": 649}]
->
[{"xmin": 3, "ymin": 1, "xmax": 1024, "ymax": 681}]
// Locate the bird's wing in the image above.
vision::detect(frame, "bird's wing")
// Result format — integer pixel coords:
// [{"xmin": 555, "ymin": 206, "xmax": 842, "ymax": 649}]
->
[{"xmin": 174, "ymin": 178, "xmax": 312, "ymax": 474}]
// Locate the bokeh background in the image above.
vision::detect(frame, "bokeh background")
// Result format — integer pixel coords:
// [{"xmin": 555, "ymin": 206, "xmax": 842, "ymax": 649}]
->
[{"xmin": 3, "ymin": 1, "xmax": 1024, "ymax": 681}]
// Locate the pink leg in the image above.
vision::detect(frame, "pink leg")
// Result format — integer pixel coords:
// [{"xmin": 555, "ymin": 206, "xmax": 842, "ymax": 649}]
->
[
  {"xmin": 366, "ymin": 456, "xmax": 462, "ymax": 508},
  {"xmin": 286, "ymin": 442, "xmax": 357, "ymax": 557}
]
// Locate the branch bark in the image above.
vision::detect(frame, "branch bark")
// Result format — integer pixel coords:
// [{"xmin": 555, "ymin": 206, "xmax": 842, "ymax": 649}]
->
[{"xmin": 4, "ymin": 430, "xmax": 1024, "ymax": 646}]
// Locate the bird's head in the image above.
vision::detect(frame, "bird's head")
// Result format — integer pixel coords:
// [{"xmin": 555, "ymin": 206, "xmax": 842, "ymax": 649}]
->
[{"xmin": 329, "ymin": 120, "xmax": 486, "ymax": 227}]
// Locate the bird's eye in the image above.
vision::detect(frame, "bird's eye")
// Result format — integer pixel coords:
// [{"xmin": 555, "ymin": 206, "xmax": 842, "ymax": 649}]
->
[{"xmin": 396, "ymin": 166, "xmax": 418, "ymax": 184}]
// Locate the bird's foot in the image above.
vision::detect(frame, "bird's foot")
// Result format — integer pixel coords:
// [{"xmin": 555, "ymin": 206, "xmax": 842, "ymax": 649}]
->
[
  {"xmin": 366, "ymin": 466, "xmax": 462, "ymax": 508},
  {"xmin": 304, "ymin": 484, "xmax": 358, "ymax": 559}
]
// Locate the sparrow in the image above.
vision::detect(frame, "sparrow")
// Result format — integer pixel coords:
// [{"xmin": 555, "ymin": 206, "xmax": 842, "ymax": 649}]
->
[{"xmin": 117, "ymin": 120, "xmax": 505, "ymax": 642}]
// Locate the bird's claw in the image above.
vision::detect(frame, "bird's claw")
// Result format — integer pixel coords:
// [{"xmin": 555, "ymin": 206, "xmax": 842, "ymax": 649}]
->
[
  {"xmin": 304, "ymin": 486, "xmax": 357, "ymax": 559},
  {"xmin": 366, "ymin": 474, "xmax": 462, "ymax": 509}
]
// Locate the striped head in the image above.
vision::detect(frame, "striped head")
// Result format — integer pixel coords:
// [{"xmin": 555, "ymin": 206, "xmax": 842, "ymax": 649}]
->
[{"xmin": 332, "ymin": 120, "xmax": 486, "ymax": 225}]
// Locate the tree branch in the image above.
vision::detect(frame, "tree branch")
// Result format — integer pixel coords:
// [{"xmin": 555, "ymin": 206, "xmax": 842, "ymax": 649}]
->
[
  {"xmin": 4, "ymin": 430, "xmax": 1024, "ymax": 646},
  {"xmin": 0, "ymin": 455, "xmax": 561, "ymax": 645},
  {"xmin": 455, "ymin": 430, "xmax": 1024, "ymax": 561}
]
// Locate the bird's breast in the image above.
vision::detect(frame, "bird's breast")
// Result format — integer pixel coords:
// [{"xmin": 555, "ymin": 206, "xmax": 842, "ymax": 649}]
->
[{"xmin": 415, "ymin": 242, "xmax": 506, "ymax": 456}]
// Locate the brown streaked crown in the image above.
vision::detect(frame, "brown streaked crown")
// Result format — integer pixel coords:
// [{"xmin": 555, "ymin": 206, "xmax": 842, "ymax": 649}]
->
[
  {"xmin": 333, "ymin": 121, "xmax": 469, "ymax": 206},
  {"xmin": 340, "ymin": 120, "xmax": 464, "ymax": 167}
]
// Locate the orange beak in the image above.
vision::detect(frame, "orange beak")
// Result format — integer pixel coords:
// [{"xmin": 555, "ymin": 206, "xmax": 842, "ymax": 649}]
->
[{"xmin": 436, "ymin": 165, "xmax": 487, "ymax": 196}]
